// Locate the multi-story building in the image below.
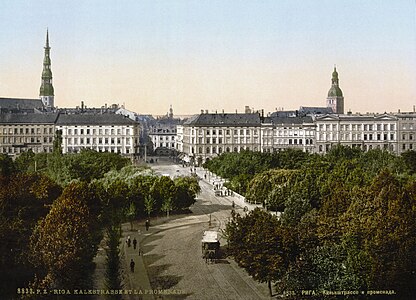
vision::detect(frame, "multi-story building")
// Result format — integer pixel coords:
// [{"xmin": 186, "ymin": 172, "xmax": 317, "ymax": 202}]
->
[
  {"xmin": 261, "ymin": 116, "xmax": 315, "ymax": 153},
  {"xmin": 315, "ymin": 113, "xmax": 398, "ymax": 154},
  {"xmin": 177, "ymin": 112, "xmax": 263, "ymax": 165},
  {"xmin": 55, "ymin": 114, "xmax": 140, "ymax": 157},
  {"xmin": 0, "ymin": 113, "xmax": 58, "ymax": 157},
  {"xmin": 396, "ymin": 112, "xmax": 416, "ymax": 154},
  {"xmin": 148, "ymin": 106, "xmax": 180, "ymax": 155}
]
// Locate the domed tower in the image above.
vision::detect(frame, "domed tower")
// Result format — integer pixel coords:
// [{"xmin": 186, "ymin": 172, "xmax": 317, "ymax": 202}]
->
[
  {"xmin": 39, "ymin": 29, "xmax": 54, "ymax": 109},
  {"xmin": 326, "ymin": 66, "xmax": 344, "ymax": 114}
]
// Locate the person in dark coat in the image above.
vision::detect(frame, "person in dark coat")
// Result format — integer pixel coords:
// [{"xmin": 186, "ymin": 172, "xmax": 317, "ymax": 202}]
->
[
  {"xmin": 130, "ymin": 259, "xmax": 135, "ymax": 272},
  {"xmin": 145, "ymin": 219, "xmax": 150, "ymax": 231},
  {"xmin": 133, "ymin": 238, "xmax": 137, "ymax": 250}
]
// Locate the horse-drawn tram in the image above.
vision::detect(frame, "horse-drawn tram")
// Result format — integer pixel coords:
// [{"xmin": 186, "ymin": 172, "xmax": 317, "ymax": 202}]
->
[{"xmin": 201, "ymin": 230, "xmax": 220, "ymax": 263}]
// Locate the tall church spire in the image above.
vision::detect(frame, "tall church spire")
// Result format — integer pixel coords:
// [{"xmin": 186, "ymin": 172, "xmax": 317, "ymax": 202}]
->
[
  {"xmin": 39, "ymin": 29, "xmax": 54, "ymax": 108},
  {"xmin": 326, "ymin": 66, "xmax": 344, "ymax": 114}
]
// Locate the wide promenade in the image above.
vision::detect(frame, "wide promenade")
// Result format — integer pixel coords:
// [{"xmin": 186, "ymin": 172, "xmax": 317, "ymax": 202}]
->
[{"xmin": 121, "ymin": 157, "xmax": 270, "ymax": 300}]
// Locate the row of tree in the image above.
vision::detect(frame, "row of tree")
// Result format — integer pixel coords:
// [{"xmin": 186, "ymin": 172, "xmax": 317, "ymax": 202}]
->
[
  {"xmin": 0, "ymin": 150, "xmax": 200, "ymax": 299},
  {"xmin": 218, "ymin": 147, "xmax": 416, "ymax": 298}
]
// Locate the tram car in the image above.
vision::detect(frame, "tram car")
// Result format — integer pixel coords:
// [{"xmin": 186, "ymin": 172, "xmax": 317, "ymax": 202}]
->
[{"xmin": 201, "ymin": 230, "xmax": 220, "ymax": 263}]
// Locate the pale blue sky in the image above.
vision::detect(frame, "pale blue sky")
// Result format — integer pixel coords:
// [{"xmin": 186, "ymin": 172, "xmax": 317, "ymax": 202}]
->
[{"xmin": 0, "ymin": 0, "xmax": 415, "ymax": 115}]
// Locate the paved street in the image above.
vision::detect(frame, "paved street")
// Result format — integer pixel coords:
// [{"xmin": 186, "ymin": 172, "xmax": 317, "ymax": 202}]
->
[{"xmin": 121, "ymin": 157, "xmax": 270, "ymax": 299}]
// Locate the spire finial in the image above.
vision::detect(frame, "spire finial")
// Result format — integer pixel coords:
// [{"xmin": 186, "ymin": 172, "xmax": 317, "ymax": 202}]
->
[{"xmin": 45, "ymin": 28, "xmax": 50, "ymax": 49}]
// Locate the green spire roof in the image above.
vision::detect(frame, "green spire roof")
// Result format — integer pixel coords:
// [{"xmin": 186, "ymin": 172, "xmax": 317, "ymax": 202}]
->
[
  {"xmin": 40, "ymin": 29, "xmax": 54, "ymax": 97},
  {"xmin": 328, "ymin": 66, "xmax": 343, "ymax": 97}
]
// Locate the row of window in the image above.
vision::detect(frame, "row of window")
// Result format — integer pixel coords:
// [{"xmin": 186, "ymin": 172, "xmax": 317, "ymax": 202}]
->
[
  {"xmin": 191, "ymin": 146, "xmax": 259, "ymax": 155},
  {"xmin": 66, "ymin": 128, "xmax": 131, "ymax": 135},
  {"xmin": 154, "ymin": 136, "xmax": 175, "ymax": 141},
  {"xmin": 2, "ymin": 136, "xmax": 54, "ymax": 144},
  {"xmin": 317, "ymin": 133, "xmax": 396, "ymax": 142},
  {"xmin": 192, "ymin": 128, "xmax": 260, "ymax": 136},
  {"xmin": 66, "ymin": 137, "xmax": 133, "ymax": 146},
  {"xmin": 1, "ymin": 146, "xmax": 53, "ymax": 154},
  {"xmin": 318, "ymin": 123, "xmax": 396, "ymax": 131},
  {"xmin": 67, "ymin": 147, "xmax": 132, "ymax": 154},
  {"xmin": 1, "ymin": 127, "xmax": 54, "ymax": 135},
  {"xmin": 155, "ymin": 143, "xmax": 175, "ymax": 148}
]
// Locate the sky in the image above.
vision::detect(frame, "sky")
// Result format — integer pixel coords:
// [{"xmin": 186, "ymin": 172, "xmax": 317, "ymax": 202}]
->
[{"xmin": 0, "ymin": 0, "xmax": 415, "ymax": 116}]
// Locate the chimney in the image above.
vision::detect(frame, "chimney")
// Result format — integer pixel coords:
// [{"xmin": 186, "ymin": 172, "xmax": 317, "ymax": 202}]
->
[
  {"xmin": 201, "ymin": 109, "xmax": 204, "ymax": 114},
  {"xmin": 205, "ymin": 109, "xmax": 208, "ymax": 114}
]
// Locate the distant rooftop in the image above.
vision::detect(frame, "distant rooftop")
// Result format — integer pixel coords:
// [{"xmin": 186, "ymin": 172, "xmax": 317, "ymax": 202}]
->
[
  {"xmin": 184, "ymin": 113, "xmax": 262, "ymax": 126},
  {"xmin": 56, "ymin": 113, "xmax": 137, "ymax": 125}
]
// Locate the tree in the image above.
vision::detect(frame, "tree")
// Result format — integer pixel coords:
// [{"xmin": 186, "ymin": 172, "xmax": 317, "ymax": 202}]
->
[
  {"xmin": 245, "ymin": 169, "xmax": 299, "ymax": 209},
  {"xmin": 150, "ymin": 176, "xmax": 176, "ymax": 214},
  {"xmin": 173, "ymin": 176, "xmax": 200, "ymax": 210},
  {"xmin": 0, "ymin": 153, "xmax": 15, "ymax": 176},
  {"xmin": 104, "ymin": 225, "xmax": 123, "ymax": 297},
  {"xmin": 144, "ymin": 195, "xmax": 156, "ymax": 218},
  {"xmin": 225, "ymin": 209, "xmax": 294, "ymax": 296},
  {"xmin": 125, "ymin": 202, "xmax": 137, "ymax": 230},
  {"xmin": 30, "ymin": 194, "xmax": 95, "ymax": 290}
]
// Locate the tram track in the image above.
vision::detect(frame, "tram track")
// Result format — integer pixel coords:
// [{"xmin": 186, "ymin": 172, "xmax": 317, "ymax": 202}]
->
[{"xmin": 146, "ymin": 162, "xmax": 268, "ymax": 299}]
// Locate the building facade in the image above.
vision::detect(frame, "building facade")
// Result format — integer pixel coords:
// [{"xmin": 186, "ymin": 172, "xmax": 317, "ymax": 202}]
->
[
  {"xmin": 261, "ymin": 116, "xmax": 315, "ymax": 153},
  {"xmin": 0, "ymin": 113, "xmax": 58, "ymax": 157},
  {"xmin": 56, "ymin": 114, "xmax": 140, "ymax": 156},
  {"xmin": 315, "ymin": 114, "xmax": 398, "ymax": 154},
  {"xmin": 148, "ymin": 106, "xmax": 180, "ymax": 155},
  {"xmin": 396, "ymin": 112, "xmax": 416, "ymax": 154},
  {"xmin": 177, "ymin": 113, "xmax": 263, "ymax": 165}
]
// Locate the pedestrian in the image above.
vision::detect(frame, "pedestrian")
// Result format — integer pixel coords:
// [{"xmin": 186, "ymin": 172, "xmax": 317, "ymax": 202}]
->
[
  {"xmin": 130, "ymin": 259, "xmax": 135, "ymax": 272},
  {"xmin": 127, "ymin": 236, "xmax": 131, "ymax": 248},
  {"xmin": 145, "ymin": 219, "xmax": 150, "ymax": 231},
  {"xmin": 232, "ymin": 201, "xmax": 235, "ymax": 209},
  {"xmin": 133, "ymin": 238, "xmax": 137, "ymax": 250}
]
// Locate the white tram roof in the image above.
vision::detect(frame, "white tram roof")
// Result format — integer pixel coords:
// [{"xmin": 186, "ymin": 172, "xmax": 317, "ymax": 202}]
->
[{"xmin": 201, "ymin": 230, "xmax": 218, "ymax": 243}]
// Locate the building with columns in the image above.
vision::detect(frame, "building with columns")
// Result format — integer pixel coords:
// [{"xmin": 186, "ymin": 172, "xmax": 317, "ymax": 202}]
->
[{"xmin": 315, "ymin": 113, "xmax": 398, "ymax": 154}]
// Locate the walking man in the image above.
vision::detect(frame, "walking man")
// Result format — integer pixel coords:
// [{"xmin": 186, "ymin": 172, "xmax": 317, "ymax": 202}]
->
[
  {"xmin": 133, "ymin": 238, "xmax": 137, "ymax": 250},
  {"xmin": 145, "ymin": 219, "xmax": 150, "ymax": 231},
  {"xmin": 130, "ymin": 259, "xmax": 135, "ymax": 273},
  {"xmin": 127, "ymin": 236, "xmax": 131, "ymax": 247}
]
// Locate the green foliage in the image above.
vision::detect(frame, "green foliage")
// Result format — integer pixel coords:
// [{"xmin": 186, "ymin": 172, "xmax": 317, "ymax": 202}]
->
[
  {"xmin": 221, "ymin": 145, "xmax": 416, "ymax": 297},
  {"xmin": 401, "ymin": 150, "xmax": 416, "ymax": 174},
  {"xmin": 225, "ymin": 209, "xmax": 295, "ymax": 296},
  {"xmin": 43, "ymin": 149, "xmax": 131, "ymax": 185},
  {"xmin": 29, "ymin": 194, "xmax": 95, "ymax": 290},
  {"xmin": 0, "ymin": 153, "xmax": 15, "ymax": 176},
  {"xmin": 104, "ymin": 225, "xmax": 123, "ymax": 297},
  {"xmin": 245, "ymin": 169, "xmax": 299, "ymax": 210}
]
